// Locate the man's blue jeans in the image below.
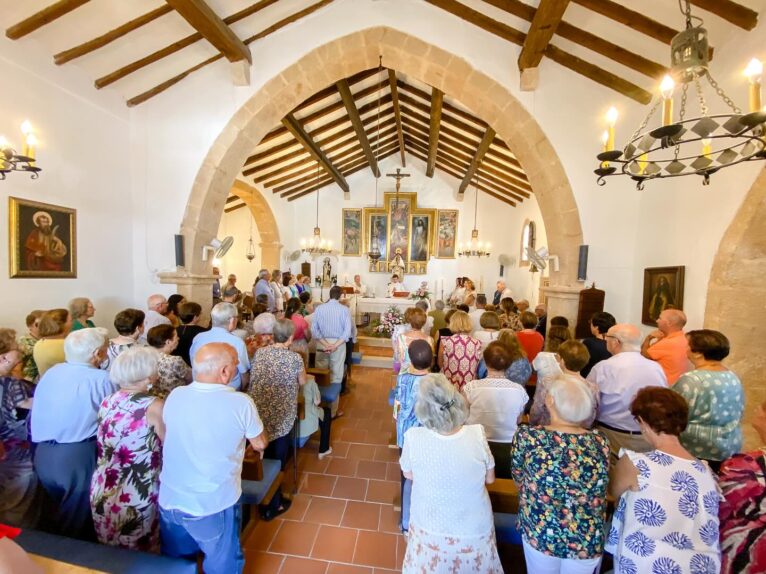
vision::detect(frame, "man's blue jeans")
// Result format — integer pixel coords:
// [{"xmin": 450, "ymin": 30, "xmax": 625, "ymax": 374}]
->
[{"xmin": 160, "ymin": 503, "xmax": 243, "ymax": 574}]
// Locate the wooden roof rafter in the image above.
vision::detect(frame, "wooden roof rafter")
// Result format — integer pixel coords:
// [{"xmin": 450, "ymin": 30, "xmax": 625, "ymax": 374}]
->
[
  {"xmin": 5, "ymin": 0, "xmax": 89, "ymax": 40},
  {"xmin": 426, "ymin": 88, "xmax": 444, "ymax": 177},
  {"xmin": 388, "ymin": 69, "xmax": 407, "ymax": 167},
  {"xmin": 517, "ymin": 0, "xmax": 571, "ymax": 72}
]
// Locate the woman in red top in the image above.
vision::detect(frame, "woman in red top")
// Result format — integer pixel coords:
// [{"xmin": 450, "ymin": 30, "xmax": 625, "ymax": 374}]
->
[
  {"xmin": 516, "ymin": 311, "xmax": 544, "ymax": 374},
  {"xmin": 285, "ymin": 297, "xmax": 311, "ymax": 367}
]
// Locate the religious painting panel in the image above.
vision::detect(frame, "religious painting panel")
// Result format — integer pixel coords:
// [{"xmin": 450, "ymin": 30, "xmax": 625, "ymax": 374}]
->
[
  {"xmin": 435, "ymin": 209, "xmax": 458, "ymax": 259},
  {"xmin": 341, "ymin": 208, "xmax": 362, "ymax": 256},
  {"xmin": 363, "ymin": 209, "xmax": 388, "ymax": 272},
  {"xmin": 9, "ymin": 196, "xmax": 77, "ymax": 278},
  {"xmin": 641, "ymin": 266, "xmax": 685, "ymax": 326},
  {"xmin": 409, "ymin": 212, "xmax": 434, "ymax": 263},
  {"xmin": 384, "ymin": 192, "xmax": 415, "ymax": 263}
]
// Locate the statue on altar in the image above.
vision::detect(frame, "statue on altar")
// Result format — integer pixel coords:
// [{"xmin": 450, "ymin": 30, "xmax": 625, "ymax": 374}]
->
[
  {"xmin": 322, "ymin": 257, "xmax": 332, "ymax": 287},
  {"xmin": 388, "ymin": 247, "xmax": 405, "ymax": 278}
]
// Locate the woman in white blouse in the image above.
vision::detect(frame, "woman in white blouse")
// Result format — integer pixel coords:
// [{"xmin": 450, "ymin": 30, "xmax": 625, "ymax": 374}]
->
[
  {"xmin": 474, "ymin": 311, "xmax": 501, "ymax": 346},
  {"xmin": 400, "ymin": 374, "xmax": 502, "ymax": 573}
]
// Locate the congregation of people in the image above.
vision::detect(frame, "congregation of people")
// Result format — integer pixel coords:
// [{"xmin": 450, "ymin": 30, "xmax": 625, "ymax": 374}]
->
[{"xmin": 0, "ymin": 269, "xmax": 762, "ymax": 574}]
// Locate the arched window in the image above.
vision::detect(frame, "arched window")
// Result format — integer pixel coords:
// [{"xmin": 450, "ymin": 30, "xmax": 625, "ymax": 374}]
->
[{"xmin": 520, "ymin": 220, "xmax": 536, "ymax": 266}]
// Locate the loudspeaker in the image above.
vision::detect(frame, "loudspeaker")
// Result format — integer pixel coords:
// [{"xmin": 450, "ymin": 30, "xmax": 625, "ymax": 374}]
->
[
  {"xmin": 577, "ymin": 244, "xmax": 588, "ymax": 281},
  {"xmin": 174, "ymin": 234, "xmax": 185, "ymax": 267}
]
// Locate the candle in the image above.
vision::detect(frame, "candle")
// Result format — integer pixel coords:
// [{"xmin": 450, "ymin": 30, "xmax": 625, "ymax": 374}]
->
[
  {"xmin": 744, "ymin": 58, "xmax": 763, "ymax": 113},
  {"xmin": 702, "ymin": 138, "xmax": 712, "ymax": 159},
  {"xmin": 637, "ymin": 152, "xmax": 647, "ymax": 174},
  {"xmin": 605, "ymin": 107, "xmax": 618, "ymax": 151},
  {"xmin": 660, "ymin": 75, "xmax": 675, "ymax": 126},
  {"xmin": 600, "ymin": 131, "xmax": 610, "ymax": 168},
  {"xmin": 479, "ymin": 277, "xmax": 484, "ymax": 293},
  {"xmin": 25, "ymin": 134, "xmax": 36, "ymax": 164}
]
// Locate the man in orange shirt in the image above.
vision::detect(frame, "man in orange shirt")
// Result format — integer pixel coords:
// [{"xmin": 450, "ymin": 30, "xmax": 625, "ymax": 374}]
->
[{"xmin": 640, "ymin": 309, "xmax": 691, "ymax": 384}]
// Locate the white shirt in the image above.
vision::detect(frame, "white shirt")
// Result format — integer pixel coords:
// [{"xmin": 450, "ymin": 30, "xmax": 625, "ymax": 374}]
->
[
  {"xmin": 353, "ymin": 282, "xmax": 367, "ymax": 296},
  {"xmin": 400, "ymin": 424, "xmax": 495, "ymax": 537},
  {"xmin": 474, "ymin": 329, "xmax": 499, "ymax": 347},
  {"xmin": 270, "ymin": 281, "xmax": 284, "ymax": 311},
  {"xmin": 140, "ymin": 309, "xmax": 171, "ymax": 344},
  {"xmin": 587, "ymin": 351, "xmax": 668, "ymax": 432},
  {"xmin": 159, "ymin": 382, "xmax": 264, "ymax": 516},
  {"xmin": 532, "ymin": 352, "xmax": 563, "ymax": 384},
  {"xmin": 469, "ymin": 308, "xmax": 485, "ymax": 333},
  {"xmin": 464, "ymin": 378, "xmax": 528, "ymax": 442},
  {"xmin": 189, "ymin": 327, "xmax": 250, "ymax": 390},
  {"xmin": 387, "ymin": 281, "xmax": 405, "ymax": 297},
  {"xmin": 449, "ymin": 286, "xmax": 466, "ymax": 305}
]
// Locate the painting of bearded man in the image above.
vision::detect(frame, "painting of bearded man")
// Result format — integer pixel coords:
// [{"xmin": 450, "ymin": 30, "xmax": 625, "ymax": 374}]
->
[{"xmin": 9, "ymin": 197, "xmax": 76, "ymax": 278}]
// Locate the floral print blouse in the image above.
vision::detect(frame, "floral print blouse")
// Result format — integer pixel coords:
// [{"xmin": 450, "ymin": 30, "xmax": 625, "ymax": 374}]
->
[
  {"xmin": 250, "ymin": 346, "xmax": 303, "ymax": 440},
  {"xmin": 511, "ymin": 425, "xmax": 610, "ymax": 559},
  {"xmin": 441, "ymin": 334, "xmax": 483, "ymax": 390},
  {"xmin": 151, "ymin": 354, "xmax": 190, "ymax": 399}
]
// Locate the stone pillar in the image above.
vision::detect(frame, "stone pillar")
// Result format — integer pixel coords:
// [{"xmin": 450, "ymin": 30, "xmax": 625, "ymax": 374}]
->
[
  {"xmin": 158, "ymin": 270, "xmax": 216, "ymax": 324},
  {"xmin": 259, "ymin": 241, "xmax": 283, "ymax": 270},
  {"xmin": 539, "ymin": 284, "xmax": 582, "ymax": 330}
]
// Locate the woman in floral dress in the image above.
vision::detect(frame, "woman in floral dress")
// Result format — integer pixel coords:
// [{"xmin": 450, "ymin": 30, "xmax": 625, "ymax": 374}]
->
[
  {"xmin": 90, "ymin": 347, "xmax": 165, "ymax": 552},
  {"xmin": 145, "ymin": 324, "xmax": 191, "ymax": 399}
]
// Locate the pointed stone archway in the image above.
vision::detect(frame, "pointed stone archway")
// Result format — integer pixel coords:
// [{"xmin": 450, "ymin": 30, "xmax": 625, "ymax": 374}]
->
[
  {"xmin": 705, "ymin": 166, "xmax": 766, "ymax": 449},
  {"xmin": 230, "ymin": 179, "xmax": 282, "ymax": 270},
  {"xmin": 167, "ymin": 27, "xmax": 583, "ymax": 317}
]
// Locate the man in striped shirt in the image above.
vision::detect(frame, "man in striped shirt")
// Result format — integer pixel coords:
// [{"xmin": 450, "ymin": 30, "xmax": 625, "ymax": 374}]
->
[{"xmin": 311, "ymin": 286, "xmax": 352, "ymax": 388}]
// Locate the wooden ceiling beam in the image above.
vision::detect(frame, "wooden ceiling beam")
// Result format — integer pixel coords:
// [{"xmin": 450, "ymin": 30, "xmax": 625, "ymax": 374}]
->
[
  {"xmin": 224, "ymin": 202, "xmax": 247, "ymax": 213},
  {"xmin": 281, "ymin": 113, "xmax": 349, "ymax": 194},
  {"xmin": 6, "ymin": 0, "xmax": 89, "ymax": 39},
  {"xmin": 225, "ymin": 195, "xmax": 240, "ymax": 204},
  {"xmin": 242, "ymin": 0, "xmax": 334, "ymax": 44},
  {"xmin": 458, "ymin": 127, "xmax": 496, "ymax": 195},
  {"xmin": 336, "ymin": 79, "xmax": 381, "ymax": 177},
  {"xmin": 54, "ymin": 5, "xmax": 173, "ymax": 65},
  {"xmin": 689, "ymin": 0, "xmax": 758, "ymax": 30},
  {"xmin": 294, "ymin": 67, "xmax": 379, "ymax": 113},
  {"xmin": 396, "ymin": 79, "xmax": 488, "ymax": 130},
  {"xmin": 569, "ymin": 0, "xmax": 676, "ymax": 44},
  {"xmin": 426, "ymin": 88, "xmax": 444, "ymax": 177},
  {"xmin": 425, "ymin": 0, "xmax": 652, "ymax": 103},
  {"xmin": 165, "ymin": 0, "xmax": 251, "ymax": 63},
  {"xmin": 518, "ymin": 0, "xmax": 571, "ymax": 71},
  {"xmin": 388, "ymin": 69, "xmax": 407, "ymax": 167}
]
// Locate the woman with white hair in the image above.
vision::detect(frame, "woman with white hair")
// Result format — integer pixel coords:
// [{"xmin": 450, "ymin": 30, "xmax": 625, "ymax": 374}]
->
[
  {"xmin": 249, "ymin": 312, "xmax": 276, "ymax": 355},
  {"xmin": 511, "ymin": 375, "xmax": 610, "ymax": 573},
  {"xmin": 90, "ymin": 346, "xmax": 165, "ymax": 552},
  {"xmin": 400, "ymin": 374, "xmax": 502, "ymax": 573}
]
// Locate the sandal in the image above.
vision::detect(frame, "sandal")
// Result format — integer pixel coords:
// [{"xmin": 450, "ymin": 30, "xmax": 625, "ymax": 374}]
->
[{"xmin": 261, "ymin": 498, "xmax": 292, "ymax": 522}]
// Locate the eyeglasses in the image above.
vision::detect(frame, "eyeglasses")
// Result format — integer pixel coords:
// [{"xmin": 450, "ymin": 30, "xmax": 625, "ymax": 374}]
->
[{"xmin": 604, "ymin": 335, "xmax": 620, "ymax": 342}]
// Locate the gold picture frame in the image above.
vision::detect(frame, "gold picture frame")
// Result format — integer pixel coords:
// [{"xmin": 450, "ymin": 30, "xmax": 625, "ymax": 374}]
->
[
  {"xmin": 9, "ymin": 196, "xmax": 77, "ymax": 278},
  {"xmin": 435, "ymin": 209, "xmax": 459, "ymax": 259},
  {"xmin": 341, "ymin": 208, "xmax": 362, "ymax": 256},
  {"xmin": 409, "ymin": 211, "xmax": 435, "ymax": 263}
]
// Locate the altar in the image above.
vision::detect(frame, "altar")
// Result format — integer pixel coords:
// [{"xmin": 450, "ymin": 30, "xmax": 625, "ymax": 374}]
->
[{"xmin": 355, "ymin": 296, "xmax": 416, "ymax": 315}]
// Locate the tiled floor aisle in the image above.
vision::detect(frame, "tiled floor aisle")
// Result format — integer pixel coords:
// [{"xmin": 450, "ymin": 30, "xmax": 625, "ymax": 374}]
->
[{"xmin": 243, "ymin": 366, "xmax": 406, "ymax": 574}]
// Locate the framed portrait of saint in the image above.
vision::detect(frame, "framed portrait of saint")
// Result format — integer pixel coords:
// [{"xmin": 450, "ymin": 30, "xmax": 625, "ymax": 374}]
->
[
  {"xmin": 9, "ymin": 196, "xmax": 77, "ymax": 278},
  {"xmin": 435, "ymin": 209, "xmax": 458, "ymax": 259},
  {"xmin": 342, "ymin": 208, "xmax": 362, "ymax": 256},
  {"xmin": 642, "ymin": 266, "xmax": 685, "ymax": 326},
  {"xmin": 385, "ymin": 192, "xmax": 414, "ymax": 263},
  {"xmin": 409, "ymin": 213, "xmax": 434, "ymax": 262},
  {"xmin": 364, "ymin": 209, "xmax": 388, "ymax": 271}
]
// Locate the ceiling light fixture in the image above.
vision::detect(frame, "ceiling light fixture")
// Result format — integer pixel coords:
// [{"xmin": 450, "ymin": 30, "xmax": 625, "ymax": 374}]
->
[
  {"xmin": 458, "ymin": 166, "xmax": 491, "ymax": 258},
  {"xmin": 0, "ymin": 120, "xmax": 42, "ymax": 180},
  {"xmin": 595, "ymin": 0, "xmax": 765, "ymax": 189}
]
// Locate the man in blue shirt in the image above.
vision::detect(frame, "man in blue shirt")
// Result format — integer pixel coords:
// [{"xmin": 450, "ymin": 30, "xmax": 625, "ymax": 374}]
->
[
  {"xmin": 253, "ymin": 269, "xmax": 274, "ymax": 312},
  {"xmin": 31, "ymin": 328, "xmax": 116, "ymax": 540},
  {"xmin": 311, "ymin": 286, "xmax": 352, "ymax": 389},
  {"xmin": 189, "ymin": 303, "xmax": 250, "ymax": 391}
]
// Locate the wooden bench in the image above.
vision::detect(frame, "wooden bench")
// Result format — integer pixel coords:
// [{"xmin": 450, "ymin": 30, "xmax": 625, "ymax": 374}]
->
[
  {"xmin": 487, "ymin": 478, "xmax": 519, "ymax": 514},
  {"xmin": 240, "ymin": 456, "xmax": 284, "ymax": 539}
]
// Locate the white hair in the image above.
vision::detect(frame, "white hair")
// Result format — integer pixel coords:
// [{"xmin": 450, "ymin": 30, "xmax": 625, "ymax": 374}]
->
[
  {"xmin": 252, "ymin": 312, "xmax": 276, "ymax": 335},
  {"xmin": 273, "ymin": 319, "xmax": 295, "ymax": 343},
  {"xmin": 192, "ymin": 343, "xmax": 236, "ymax": 377},
  {"xmin": 211, "ymin": 302, "xmax": 238, "ymax": 328},
  {"xmin": 415, "ymin": 374, "xmax": 469, "ymax": 433},
  {"xmin": 611, "ymin": 324, "xmax": 641, "ymax": 352},
  {"xmin": 548, "ymin": 374, "xmax": 594, "ymax": 425},
  {"xmin": 110, "ymin": 346, "xmax": 160, "ymax": 388},
  {"xmin": 64, "ymin": 328, "xmax": 108, "ymax": 364}
]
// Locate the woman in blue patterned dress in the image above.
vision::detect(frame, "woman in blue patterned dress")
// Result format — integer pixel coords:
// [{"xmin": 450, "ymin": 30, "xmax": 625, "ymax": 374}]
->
[{"xmin": 607, "ymin": 386, "xmax": 721, "ymax": 574}]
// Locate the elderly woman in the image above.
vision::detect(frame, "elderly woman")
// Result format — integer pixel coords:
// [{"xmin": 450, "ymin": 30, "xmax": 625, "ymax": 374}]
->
[
  {"xmin": 173, "ymin": 301, "xmax": 207, "ymax": 367},
  {"xmin": 146, "ymin": 325, "xmax": 192, "ymax": 399},
  {"xmin": 90, "ymin": 347, "xmax": 165, "ymax": 552},
  {"xmin": 498, "ymin": 297, "xmax": 523, "ymax": 332},
  {"xmin": 270, "ymin": 269, "xmax": 284, "ymax": 315},
  {"xmin": 530, "ymin": 324, "xmax": 572, "ymax": 388},
  {"xmin": 18, "ymin": 310, "xmax": 44, "ymax": 382},
  {"xmin": 464, "ymin": 342, "xmax": 528, "ymax": 479},
  {"xmin": 104, "ymin": 309, "xmax": 145, "ymax": 369},
  {"xmin": 719, "ymin": 400, "xmax": 766, "ymax": 574},
  {"xmin": 0, "ymin": 329, "xmax": 40, "ymax": 527},
  {"xmin": 511, "ymin": 376, "xmax": 610, "ymax": 573},
  {"xmin": 448, "ymin": 277, "xmax": 466, "ymax": 307},
  {"xmin": 439, "ymin": 310, "xmax": 483, "ymax": 390},
  {"xmin": 580, "ymin": 311, "xmax": 616, "ymax": 378},
  {"xmin": 474, "ymin": 311, "xmax": 501, "ymax": 346},
  {"xmin": 33, "ymin": 308, "xmax": 72, "ymax": 377},
  {"xmin": 69, "ymin": 298, "xmax": 96, "ymax": 331},
  {"xmin": 166, "ymin": 294, "xmax": 185, "ymax": 328},
  {"xmin": 249, "ymin": 319, "xmax": 304, "ymax": 520},
  {"xmin": 394, "ymin": 307, "xmax": 433, "ymax": 373},
  {"xmin": 607, "ymin": 387, "xmax": 721, "ymax": 574},
  {"xmin": 285, "ymin": 297, "xmax": 311, "ymax": 367},
  {"xmin": 249, "ymin": 312, "xmax": 276, "ymax": 356},
  {"xmin": 400, "ymin": 373, "xmax": 501, "ymax": 572},
  {"xmin": 673, "ymin": 329, "xmax": 744, "ymax": 472},
  {"xmin": 496, "ymin": 329, "xmax": 532, "ymax": 384},
  {"xmin": 31, "ymin": 328, "xmax": 115, "ymax": 540}
]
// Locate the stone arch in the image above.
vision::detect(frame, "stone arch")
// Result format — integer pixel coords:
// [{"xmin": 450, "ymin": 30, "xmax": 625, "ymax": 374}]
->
[
  {"xmin": 705, "ymin": 165, "xmax": 766, "ymax": 449},
  {"xmin": 172, "ymin": 26, "xmax": 583, "ymax": 310},
  {"xmin": 230, "ymin": 179, "xmax": 281, "ymax": 269}
]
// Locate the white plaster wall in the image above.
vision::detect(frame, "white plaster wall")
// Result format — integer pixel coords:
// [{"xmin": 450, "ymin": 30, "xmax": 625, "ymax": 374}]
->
[
  {"xmin": 0, "ymin": 37, "xmax": 133, "ymax": 335},
  {"xmin": 216, "ymin": 205, "xmax": 262, "ymax": 290}
]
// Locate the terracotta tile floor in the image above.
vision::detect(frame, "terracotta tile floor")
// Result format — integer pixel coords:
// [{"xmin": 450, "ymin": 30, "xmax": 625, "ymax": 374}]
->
[{"xmin": 243, "ymin": 366, "xmax": 408, "ymax": 574}]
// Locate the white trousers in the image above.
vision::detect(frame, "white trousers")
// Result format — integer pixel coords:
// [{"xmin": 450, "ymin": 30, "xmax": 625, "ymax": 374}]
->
[
  {"xmin": 522, "ymin": 540, "xmax": 601, "ymax": 574},
  {"xmin": 315, "ymin": 341, "xmax": 346, "ymax": 386}
]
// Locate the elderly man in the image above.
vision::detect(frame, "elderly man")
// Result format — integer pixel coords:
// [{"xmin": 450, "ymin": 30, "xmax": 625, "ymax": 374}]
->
[
  {"xmin": 222, "ymin": 274, "xmax": 242, "ymax": 303},
  {"xmin": 587, "ymin": 323, "xmax": 668, "ymax": 460},
  {"xmin": 212, "ymin": 267, "xmax": 222, "ymax": 304},
  {"xmin": 311, "ymin": 286, "xmax": 352, "ymax": 389},
  {"xmin": 492, "ymin": 280, "xmax": 512, "ymax": 306},
  {"xmin": 353, "ymin": 274, "xmax": 367, "ymax": 296},
  {"xmin": 534, "ymin": 304, "xmax": 548, "ymax": 339},
  {"xmin": 641, "ymin": 308, "xmax": 691, "ymax": 385},
  {"xmin": 159, "ymin": 342, "xmax": 268, "ymax": 574},
  {"xmin": 31, "ymin": 328, "xmax": 115, "ymax": 540},
  {"xmin": 189, "ymin": 303, "xmax": 250, "ymax": 391},
  {"xmin": 141, "ymin": 294, "xmax": 171, "ymax": 344},
  {"xmin": 253, "ymin": 269, "xmax": 274, "ymax": 313},
  {"xmin": 469, "ymin": 294, "xmax": 488, "ymax": 333},
  {"xmin": 516, "ymin": 299, "xmax": 530, "ymax": 313}
]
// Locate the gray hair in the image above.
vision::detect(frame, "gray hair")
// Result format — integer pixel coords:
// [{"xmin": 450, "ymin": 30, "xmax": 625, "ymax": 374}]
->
[
  {"xmin": 211, "ymin": 302, "xmax": 238, "ymax": 328},
  {"xmin": 258, "ymin": 269, "xmax": 269, "ymax": 280},
  {"xmin": 68, "ymin": 297, "xmax": 91, "ymax": 318},
  {"xmin": 273, "ymin": 319, "xmax": 296, "ymax": 343},
  {"xmin": 415, "ymin": 300, "xmax": 429, "ymax": 311},
  {"xmin": 110, "ymin": 346, "xmax": 160, "ymax": 388},
  {"xmin": 548, "ymin": 374, "xmax": 594, "ymax": 425},
  {"xmin": 252, "ymin": 312, "xmax": 276, "ymax": 335},
  {"xmin": 610, "ymin": 324, "xmax": 641, "ymax": 352},
  {"xmin": 64, "ymin": 327, "xmax": 108, "ymax": 364},
  {"xmin": 434, "ymin": 300, "xmax": 445, "ymax": 311},
  {"xmin": 415, "ymin": 374, "xmax": 469, "ymax": 434}
]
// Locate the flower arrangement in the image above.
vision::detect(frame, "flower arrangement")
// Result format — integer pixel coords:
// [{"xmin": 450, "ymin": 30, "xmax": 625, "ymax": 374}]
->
[
  {"xmin": 375, "ymin": 305, "xmax": 404, "ymax": 337},
  {"xmin": 409, "ymin": 281, "xmax": 431, "ymax": 301}
]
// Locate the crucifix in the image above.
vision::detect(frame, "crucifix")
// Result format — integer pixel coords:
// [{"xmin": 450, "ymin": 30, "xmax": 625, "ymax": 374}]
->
[
  {"xmin": 386, "ymin": 168, "xmax": 410, "ymax": 278},
  {"xmin": 386, "ymin": 168, "xmax": 410, "ymax": 192}
]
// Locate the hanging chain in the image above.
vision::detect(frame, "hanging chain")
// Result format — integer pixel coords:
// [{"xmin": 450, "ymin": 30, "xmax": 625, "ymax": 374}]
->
[
  {"xmin": 630, "ymin": 100, "xmax": 662, "ymax": 142},
  {"xmin": 374, "ymin": 56, "xmax": 383, "ymax": 208},
  {"xmin": 474, "ymin": 165, "xmax": 480, "ymax": 229},
  {"xmin": 315, "ymin": 161, "xmax": 320, "ymax": 227},
  {"xmin": 694, "ymin": 75, "xmax": 709, "ymax": 117},
  {"xmin": 673, "ymin": 83, "xmax": 690, "ymax": 160},
  {"xmin": 705, "ymin": 72, "xmax": 741, "ymax": 114}
]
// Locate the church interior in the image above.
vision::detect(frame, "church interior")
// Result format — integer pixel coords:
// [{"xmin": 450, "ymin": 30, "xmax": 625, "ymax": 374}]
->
[{"xmin": 1, "ymin": 0, "xmax": 765, "ymax": 572}]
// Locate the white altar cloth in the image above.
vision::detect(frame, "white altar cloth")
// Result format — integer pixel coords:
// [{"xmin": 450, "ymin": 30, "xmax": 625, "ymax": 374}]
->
[{"xmin": 355, "ymin": 296, "xmax": 430, "ymax": 315}]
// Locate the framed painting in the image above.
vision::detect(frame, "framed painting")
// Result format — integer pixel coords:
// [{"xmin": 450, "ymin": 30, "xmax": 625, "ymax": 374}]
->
[
  {"xmin": 409, "ymin": 212, "xmax": 434, "ymax": 262},
  {"xmin": 435, "ymin": 209, "xmax": 458, "ymax": 259},
  {"xmin": 384, "ymin": 192, "xmax": 415, "ymax": 262},
  {"xmin": 342, "ymin": 208, "xmax": 362, "ymax": 256},
  {"xmin": 363, "ymin": 208, "xmax": 388, "ymax": 272},
  {"xmin": 642, "ymin": 266, "xmax": 685, "ymax": 325},
  {"xmin": 9, "ymin": 196, "xmax": 77, "ymax": 278}
]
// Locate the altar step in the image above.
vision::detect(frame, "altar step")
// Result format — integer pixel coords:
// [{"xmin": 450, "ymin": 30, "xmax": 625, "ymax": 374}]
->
[{"xmin": 356, "ymin": 338, "xmax": 394, "ymax": 369}]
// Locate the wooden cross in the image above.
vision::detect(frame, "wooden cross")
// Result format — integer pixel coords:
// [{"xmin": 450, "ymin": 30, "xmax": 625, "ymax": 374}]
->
[{"xmin": 386, "ymin": 168, "xmax": 410, "ymax": 192}]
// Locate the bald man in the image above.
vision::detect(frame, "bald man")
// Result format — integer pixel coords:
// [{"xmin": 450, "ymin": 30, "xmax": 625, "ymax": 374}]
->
[
  {"xmin": 159, "ymin": 342, "xmax": 267, "ymax": 574},
  {"xmin": 641, "ymin": 309, "xmax": 691, "ymax": 385},
  {"xmin": 588, "ymin": 323, "xmax": 667, "ymax": 460},
  {"xmin": 140, "ymin": 294, "xmax": 171, "ymax": 344}
]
